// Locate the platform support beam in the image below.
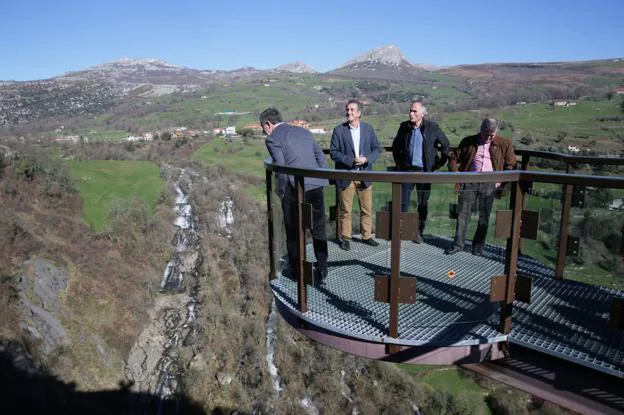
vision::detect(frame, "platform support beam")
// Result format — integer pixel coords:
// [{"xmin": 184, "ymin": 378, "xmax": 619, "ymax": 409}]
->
[
  {"xmin": 295, "ymin": 176, "xmax": 308, "ymax": 313},
  {"xmin": 266, "ymin": 170, "xmax": 276, "ymax": 280},
  {"xmin": 555, "ymin": 164, "xmax": 574, "ymax": 280},
  {"xmin": 500, "ymin": 181, "xmax": 524, "ymax": 334},
  {"xmin": 386, "ymin": 183, "xmax": 403, "ymax": 354}
]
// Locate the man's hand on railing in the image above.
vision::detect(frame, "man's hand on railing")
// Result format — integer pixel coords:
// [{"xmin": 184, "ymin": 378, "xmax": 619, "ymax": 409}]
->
[{"xmin": 495, "ymin": 182, "xmax": 510, "ymax": 199}]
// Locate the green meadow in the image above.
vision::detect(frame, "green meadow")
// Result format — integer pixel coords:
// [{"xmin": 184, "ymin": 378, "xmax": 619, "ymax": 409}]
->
[
  {"xmin": 68, "ymin": 160, "xmax": 165, "ymax": 232},
  {"xmin": 399, "ymin": 364, "xmax": 492, "ymax": 414},
  {"xmin": 439, "ymin": 99, "xmax": 624, "ymax": 149},
  {"xmin": 191, "ymin": 138, "xmax": 269, "ymax": 178}
]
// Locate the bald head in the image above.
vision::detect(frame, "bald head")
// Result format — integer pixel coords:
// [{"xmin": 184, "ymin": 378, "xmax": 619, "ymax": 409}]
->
[
  {"xmin": 480, "ymin": 118, "xmax": 499, "ymax": 134},
  {"xmin": 479, "ymin": 118, "xmax": 499, "ymax": 142}
]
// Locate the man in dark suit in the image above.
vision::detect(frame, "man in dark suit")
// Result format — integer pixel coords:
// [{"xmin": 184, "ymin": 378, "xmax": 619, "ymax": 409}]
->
[
  {"xmin": 261, "ymin": 108, "xmax": 329, "ymax": 281},
  {"xmin": 392, "ymin": 100, "xmax": 450, "ymax": 243},
  {"xmin": 330, "ymin": 99, "xmax": 382, "ymax": 250}
]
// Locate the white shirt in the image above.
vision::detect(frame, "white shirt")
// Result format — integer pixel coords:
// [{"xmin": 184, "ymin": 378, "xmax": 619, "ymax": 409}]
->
[{"xmin": 349, "ymin": 124, "xmax": 360, "ymax": 158}]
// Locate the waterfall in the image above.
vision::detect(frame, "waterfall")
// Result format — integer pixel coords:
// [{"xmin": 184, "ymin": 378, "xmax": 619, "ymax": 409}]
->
[
  {"xmin": 124, "ymin": 168, "xmax": 202, "ymax": 411},
  {"xmin": 265, "ymin": 298, "xmax": 282, "ymax": 395}
]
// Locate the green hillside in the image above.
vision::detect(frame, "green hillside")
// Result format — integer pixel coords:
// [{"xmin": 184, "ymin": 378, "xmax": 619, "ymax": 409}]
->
[{"xmin": 68, "ymin": 160, "xmax": 165, "ymax": 231}]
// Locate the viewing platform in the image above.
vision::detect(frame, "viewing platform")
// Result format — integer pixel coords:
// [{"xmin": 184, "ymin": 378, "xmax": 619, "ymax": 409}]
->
[
  {"xmin": 264, "ymin": 148, "xmax": 624, "ymax": 411},
  {"xmin": 270, "ymin": 235, "xmax": 624, "ymax": 378}
]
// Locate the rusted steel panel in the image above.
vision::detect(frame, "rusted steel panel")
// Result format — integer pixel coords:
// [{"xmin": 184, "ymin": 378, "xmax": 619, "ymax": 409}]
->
[
  {"xmin": 374, "ymin": 275, "xmax": 416, "ymax": 304},
  {"xmin": 490, "ymin": 275, "xmax": 507, "ymax": 302},
  {"xmin": 496, "ymin": 211, "xmax": 513, "ymax": 239},
  {"xmin": 376, "ymin": 211, "xmax": 390, "ymax": 240},
  {"xmin": 400, "ymin": 212, "xmax": 420, "ymax": 240},
  {"xmin": 515, "ymin": 275, "xmax": 533, "ymax": 304},
  {"xmin": 496, "ymin": 210, "xmax": 540, "ymax": 240}
]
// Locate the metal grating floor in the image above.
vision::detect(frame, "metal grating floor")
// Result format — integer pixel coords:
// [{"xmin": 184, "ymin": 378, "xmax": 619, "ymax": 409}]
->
[{"xmin": 270, "ymin": 235, "xmax": 624, "ymax": 378}]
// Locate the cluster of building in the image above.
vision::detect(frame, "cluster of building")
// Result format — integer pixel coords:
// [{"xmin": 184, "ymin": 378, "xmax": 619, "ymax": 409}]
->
[
  {"xmin": 552, "ymin": 100, "xmax": 577, "ymax": 107},
  {"xmin": 212, "ymin": 120, "xmax": 327, "ymax": 137}
]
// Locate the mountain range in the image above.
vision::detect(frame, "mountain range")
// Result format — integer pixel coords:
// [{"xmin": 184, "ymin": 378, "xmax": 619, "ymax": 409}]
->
[{"xmin": 1, "ymin": 45, "xmax": 623, "ymax": 126}]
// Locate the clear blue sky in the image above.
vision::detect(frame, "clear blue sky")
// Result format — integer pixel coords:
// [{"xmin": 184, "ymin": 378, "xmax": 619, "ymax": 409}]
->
[{"xmin": 1, "ymin": 0, "xmax": 623, "ymax": 81}]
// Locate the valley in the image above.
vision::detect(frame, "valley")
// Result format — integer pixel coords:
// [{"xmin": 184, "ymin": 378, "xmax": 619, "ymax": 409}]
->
[{"xmin": 1, "ymin": 45, "xmax": 622, "ymax": 414}]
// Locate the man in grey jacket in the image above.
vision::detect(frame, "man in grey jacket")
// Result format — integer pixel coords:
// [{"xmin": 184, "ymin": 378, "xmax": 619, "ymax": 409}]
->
[{"xmin": 261, "ymin": 107, "xmax": 328, "ymax": 281}]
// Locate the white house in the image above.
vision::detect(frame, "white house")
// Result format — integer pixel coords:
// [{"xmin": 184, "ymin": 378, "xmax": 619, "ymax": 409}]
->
[
  {"xmin": 309, "ymin": 128, "xmax": 327, "ymax": 135},
  {"xmin": 567, "ymin": 145, "xmax": 580, "ymax": 153}
]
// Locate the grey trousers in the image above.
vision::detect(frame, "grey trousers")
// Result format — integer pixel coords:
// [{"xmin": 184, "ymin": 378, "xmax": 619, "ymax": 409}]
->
[{"xmin": 453, "ymin": 182, "xmax": 496, "ymax": 252}]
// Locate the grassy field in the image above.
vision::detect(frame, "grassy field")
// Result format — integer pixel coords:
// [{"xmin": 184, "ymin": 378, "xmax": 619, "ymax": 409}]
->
[
  {"xmin": 68, "ymin": 160, "xmax": 165, "ymax": 232},
  {"xmin": 190, "ymin": 137, "xmax": 269, "ymax": 179},
  {"xmin": 399, "ymin": 364, "xmax": 492, "ymax": 414},
  {"xmin": 440, "ymin": 98, "xmax": 624, "ymax": 149}
]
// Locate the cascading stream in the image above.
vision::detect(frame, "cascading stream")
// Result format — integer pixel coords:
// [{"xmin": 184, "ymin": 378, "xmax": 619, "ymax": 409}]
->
[
  {"xmin": 125, "ymin": 168, "xmax": 201, "ymax": 412},
  {"xmin": 266, "ymin": 298, "xmax": 282, "ymax": 395}
]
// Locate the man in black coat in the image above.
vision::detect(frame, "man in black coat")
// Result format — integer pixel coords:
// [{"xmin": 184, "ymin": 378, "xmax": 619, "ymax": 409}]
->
[
  {"xmin": 261, "ymin": 107, "xmax": 328, "ymax": 281},
  {"xmin": 392, "ymin": 100, "xmax": 450, "ymax": 242}
]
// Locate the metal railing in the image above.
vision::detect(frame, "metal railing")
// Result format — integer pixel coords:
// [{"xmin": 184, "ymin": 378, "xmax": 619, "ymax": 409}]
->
[{"xmin": 265, "ymin": 149, "xmax": 624, "ymax": 342}]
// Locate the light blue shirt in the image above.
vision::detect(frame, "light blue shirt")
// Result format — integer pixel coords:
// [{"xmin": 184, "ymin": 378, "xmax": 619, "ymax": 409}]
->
[{"xmin": 411, "ymin": 127, "xmax": 423, "ymax": 167}]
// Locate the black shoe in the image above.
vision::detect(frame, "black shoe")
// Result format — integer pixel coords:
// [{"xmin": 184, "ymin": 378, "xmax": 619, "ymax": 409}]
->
[
  {"xmin": 339, "ymin": 239, "xmax": 351, "ymax": 251},
  {"xmin": 445, "ymin": 246, "xmax": 463, "ymax": 255},
  {"xmin": 318, "ymin": 266, "xmax": 328, "ymax": 281},
  {"xmin": 362, "ymin": 238, "xmax": 379, "ymax": 247},
  {"xmin": 314, "ymin": 266, "xmax": 327, "ymax": 285},
  {"xmin": 472, "ymin": 249, "xmax": 483, "ymax": 257},
  {"xmin": 413, "ymin": 234, "xmax": 424, "ymax": 244},
  {"xmin": 315, "ymin": 262, "xmax": 328, "ymax": 278},
  {"xmin": 281, "ymin": 266, "xmax": 299, "ymax": 279}
]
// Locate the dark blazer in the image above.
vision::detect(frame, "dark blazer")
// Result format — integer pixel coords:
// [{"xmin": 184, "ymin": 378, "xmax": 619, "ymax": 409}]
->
[
  {"xmin": 392, "ymin": 119, "xmax": 450, "ymax": 172},
  {"xmin": 329, "ymin": 121, "xmax": 381, "ymax": 189},
  {"xmin": 265, "ymin": 123, "xmax": 328, "ymax": 197}
]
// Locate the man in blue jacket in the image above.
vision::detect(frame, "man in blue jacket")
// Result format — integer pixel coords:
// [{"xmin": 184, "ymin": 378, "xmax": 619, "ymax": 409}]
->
[
  {"xmin": 330, "ymin": 99, "xmax": 382, "ymax": 250},
  {"xmin": 261, "ymin": 107, "xmax": 328, "ymax": 281},
  {"xmin": 392, "ymin": 100, "xmax": 450, "ymax": 243}
]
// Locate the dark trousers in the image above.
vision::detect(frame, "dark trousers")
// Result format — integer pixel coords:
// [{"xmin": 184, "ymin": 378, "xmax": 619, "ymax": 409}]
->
[
  {"xmin": 400, "ymin": 167, "xmax": 431, "ymax": 232},
  {"xmin": 453, "ymin": 182, "xmax": 496, "ymax": 252},
  {"xmin": 282, "ymin": 186, "xmax": 328, "ymax": 272}
]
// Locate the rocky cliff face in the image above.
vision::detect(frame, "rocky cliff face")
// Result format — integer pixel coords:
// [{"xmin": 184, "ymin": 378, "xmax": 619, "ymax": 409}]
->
[
  {"xmin": 276, "ymin": 62, "xmax": 318, "ymax": 73},
  {"xmin": 331, "ymin": 45, "xmax": 427, "ymax": 81},
  {"xmin": 343, "ymin": 45, "xmax": 410, "ymax": 67}
]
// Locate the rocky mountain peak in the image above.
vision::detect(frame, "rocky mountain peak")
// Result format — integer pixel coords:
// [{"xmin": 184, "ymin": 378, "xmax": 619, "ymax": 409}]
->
[
  {"xmin": 90, "ymin": 57, "xmax": 185, "ymax": 72},
  {"xmin": 344, "ymin": 45, "xmax": 410, "ymax": 67},
  {"xmin": 276, "ymin": 61, "xmax": 317, "ymax": 73}
]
